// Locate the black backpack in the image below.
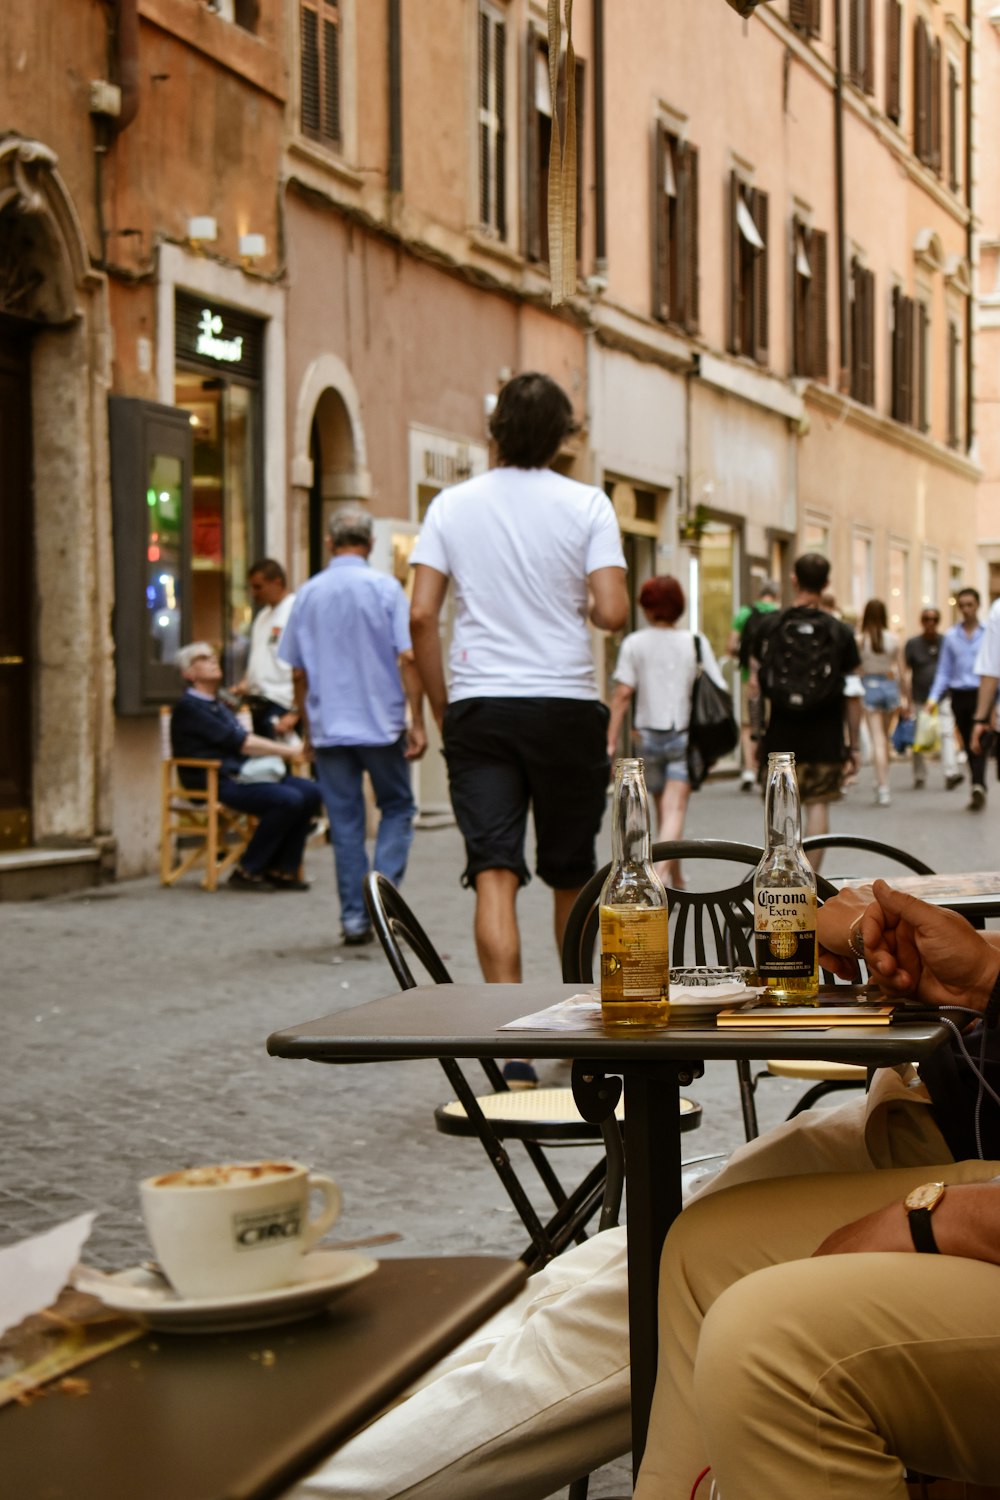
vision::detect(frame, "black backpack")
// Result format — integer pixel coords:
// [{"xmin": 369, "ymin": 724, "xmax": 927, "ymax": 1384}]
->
[{"xmin": 758, "ymin": 607, "xmax": 843, "ymax": 713}]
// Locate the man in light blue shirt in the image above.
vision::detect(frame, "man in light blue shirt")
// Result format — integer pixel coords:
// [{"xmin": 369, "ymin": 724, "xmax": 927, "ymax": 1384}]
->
[
  {"xmin": 281, "ymin": 508, "xmax": 427, "ymax": 943},
  {"xmin": 928, "ymin": 586, "xmax": 987, "ymax": 809}
]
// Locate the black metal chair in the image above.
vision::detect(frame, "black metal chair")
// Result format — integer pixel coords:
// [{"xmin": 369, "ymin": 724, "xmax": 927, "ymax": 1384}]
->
[
  {"xmin": 362, "ymin": 872, "xmax": 702, "ymax": 1272},
  {"xmin": 738, "ymin": 834, "xmax": 938, "ymax": 1139}
]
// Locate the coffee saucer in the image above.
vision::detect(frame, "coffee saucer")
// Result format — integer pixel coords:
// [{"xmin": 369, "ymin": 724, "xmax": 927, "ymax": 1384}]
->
[{"xmin": 73, "ymin": 1249, "xmax": 378, "ymax": 1333}]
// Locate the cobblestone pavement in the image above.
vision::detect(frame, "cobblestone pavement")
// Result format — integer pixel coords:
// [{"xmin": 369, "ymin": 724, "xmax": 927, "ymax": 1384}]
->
[{"xmin": 3, "ymin": 758, "xmax": 997, "ymax": 1499}]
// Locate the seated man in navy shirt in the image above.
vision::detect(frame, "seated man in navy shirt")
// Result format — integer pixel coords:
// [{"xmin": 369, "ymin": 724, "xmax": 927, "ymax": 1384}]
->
[{"xmin": 171, "ymin": 642, "xmax": 322, "ymax": 891}]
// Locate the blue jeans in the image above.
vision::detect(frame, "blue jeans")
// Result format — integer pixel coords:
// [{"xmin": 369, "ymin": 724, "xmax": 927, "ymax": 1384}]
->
[
  {"xmin": 313, "ymin": 738, "xmax": 416, "ymax": 934},
  {"xmin": 219, "ymin": 774, "xmax": 323, "ymax": 876}
]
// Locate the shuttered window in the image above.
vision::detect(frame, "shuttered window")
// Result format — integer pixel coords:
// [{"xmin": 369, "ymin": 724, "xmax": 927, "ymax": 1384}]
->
[
  {"xmin": 947, "ymin": 58, "xmax": 960, "ymax": 192},
  {"xmin": 653, "ymin": 126, "xmax": 699, "ymax": 333},
  {"xmin": 791, "ymin": 219, "xmax": 828, "ymax": 381},
  {"xmin": 300, "ymin": 0, "xmax": 341, "ymax": 149},
  {"xmin": 728, "ymin": 173, "xmax": 768, "ymax": 365},
  {"xmin": 885, "ymin": 0, "xmax": 903, "ymax": 124},
  {"xmin": 947, "ymin": 320, "xmax": 961, "ymax": 450},
  {"xmin": 913, "ymin": 18, "xmax": 941, "ymax": 172},
  {"xmin": 849, "ymin": 258, "xmax": 875, "ymax": 407},
  {"xmin": 891, "ymin": 288, "xmax": 929, "ymax": 431},
  {"xmin": 524, "ymin": 28, "xmax": 585, "ymax": 267},
  {"xmin": 788, "ymin": 0, "xmax": 821, "ymax": 38},
  {"xmin": 478, "ymin": 5, "xmax": 507, "ymax": 239},
  {"xmin": 848, "ymin": 0, "xmax": 874, "ymax": 94}
]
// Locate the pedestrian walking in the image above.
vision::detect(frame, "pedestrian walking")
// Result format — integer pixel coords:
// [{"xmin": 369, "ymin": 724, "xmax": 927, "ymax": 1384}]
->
[
  {"xmin": 752, "ymin": 552, "xmax": 861, "ymax": 870},
  {"xmin": 971, "ymin": 593, "xmax": 1000, "ymax": 772},
  {"xmin": 409, "ymin": 372, "xmax": 628, "ymax": 1067},
  {"xmin": 857, "ymin": 598, "xmax": 907, "ymax": 806},
  {"xmin": 927, "ymin": 586, "xmax": 988, "ymax": 810},
  {"xmin": 232, "ymin": 558, "xmax": 301, "ymax": 741},
  {"xmin": 727, "ymin": 578, "xmax": 779, "ymax": 791},
  {"xmin": 904, "ymin": 606, "xmax": 961, "ymax": 789},
  {"xmin": 607, "ymin": 575, "xmax": 726, "ymax": 888},
  {"xmin": 279, "ymin": 508, "xmax": 427, "ymax": 945}
]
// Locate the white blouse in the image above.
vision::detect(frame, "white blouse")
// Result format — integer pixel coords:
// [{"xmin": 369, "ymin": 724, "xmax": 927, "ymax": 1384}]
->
[{"xmin": 613, "ymin": 626, "xmax": 726, "ymax": 732}]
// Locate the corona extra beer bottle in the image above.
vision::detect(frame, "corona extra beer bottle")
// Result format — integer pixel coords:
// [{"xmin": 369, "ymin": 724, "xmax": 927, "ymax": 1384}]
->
[
  {"xmin": 599, "ymin": 759, "xmax": 670, "ymax": 1025},
  {"xmin": 753, "ymin": 751, "xmax": 819, "ymax": 1002}
]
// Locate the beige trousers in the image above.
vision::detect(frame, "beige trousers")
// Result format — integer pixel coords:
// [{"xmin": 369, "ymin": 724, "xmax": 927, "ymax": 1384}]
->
[{"xmin": 633, "ymin": 1156, "xmax": 1000, "ymax": 1500}]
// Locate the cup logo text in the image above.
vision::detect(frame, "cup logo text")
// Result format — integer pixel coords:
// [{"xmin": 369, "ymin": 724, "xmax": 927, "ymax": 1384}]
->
[{"xmin": 232, "ymin": 1204, "xmax": 302, "ymax": 1250}]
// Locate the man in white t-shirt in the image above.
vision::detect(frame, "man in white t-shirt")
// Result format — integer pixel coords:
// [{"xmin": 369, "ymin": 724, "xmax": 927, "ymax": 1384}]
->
[
  {"xmin": 410, "ymin": 373, "xmax": 628, "ymax": 1005},
  {"xmin": 234, "ymin": 559, "xmax": 301, "ymax": 740}
]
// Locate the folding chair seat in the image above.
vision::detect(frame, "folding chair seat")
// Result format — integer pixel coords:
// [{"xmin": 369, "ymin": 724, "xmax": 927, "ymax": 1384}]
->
[
  {"xmin": 738, "ymin": 834, "xmax": 934, "ymax": 1139},
  {"xmin": 362, "ymin": 873, "xmax": 704, "ymax": 1271},
  {"xmin": 159, "ymin": 705, "xmax": 255, "ymax": 892}
]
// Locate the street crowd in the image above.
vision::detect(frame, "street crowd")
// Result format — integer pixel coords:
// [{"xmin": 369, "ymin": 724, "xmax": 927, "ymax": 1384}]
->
[{"xmin": 169, "ymin": 373, "xmax": 1000, "ymax": 1499}]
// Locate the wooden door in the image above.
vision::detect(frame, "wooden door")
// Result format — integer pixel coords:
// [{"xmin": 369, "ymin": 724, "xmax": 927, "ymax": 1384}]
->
[{"xmin": 0, "ymin": 323, "xmax": 32, "ymax": 848}]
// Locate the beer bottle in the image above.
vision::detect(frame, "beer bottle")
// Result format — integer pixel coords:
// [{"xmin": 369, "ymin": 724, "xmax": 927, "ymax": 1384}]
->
[
  {"xmin": 753, "ymin": 751, "xmax": 819, "ymax": 1003},
  {"xmin": 599, "ymin": 758, "xmax": 670, "ymax": 1026}
]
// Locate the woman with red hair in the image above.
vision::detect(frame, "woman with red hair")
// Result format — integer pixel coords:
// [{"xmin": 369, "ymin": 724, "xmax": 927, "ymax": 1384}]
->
[{"xmin": 606, "ymin": 576, "xmax": 725, "ymax": 887}]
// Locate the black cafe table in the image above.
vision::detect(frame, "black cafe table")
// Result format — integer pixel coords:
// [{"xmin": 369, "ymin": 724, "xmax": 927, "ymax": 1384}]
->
[
  {"xmin": 267, "ymin": 983, "xmax": 951, "ymax": 1481},
  {"xmin": 1, "ymin": 1255, "xmax": 526, "ymax": 1500}
]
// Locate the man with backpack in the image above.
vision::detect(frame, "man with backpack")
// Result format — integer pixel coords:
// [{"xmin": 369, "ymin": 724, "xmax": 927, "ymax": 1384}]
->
[
  {"xmin": 729, "ymin": 578, "xmax": 780, "ymax": 790},
  {"xmin": 752, "ymin": 553, "xmax": 861, "ymax": 865}
]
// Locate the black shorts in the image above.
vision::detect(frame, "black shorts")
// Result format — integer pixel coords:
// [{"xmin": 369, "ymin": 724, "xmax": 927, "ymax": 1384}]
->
[{"xmin": 442, "ymin": 697, "xmax": 611, "ymax": 890}]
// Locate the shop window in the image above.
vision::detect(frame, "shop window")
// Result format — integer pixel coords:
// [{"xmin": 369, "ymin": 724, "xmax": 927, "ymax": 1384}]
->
[
  {"xmin": 885, "ymin": 0, "xmax": 903, "ymax": 124},
  {"xmin": 478, "ymin": 3, "xmax": 507, "ymax": 239},
  {"xmin": 205, "ymin": 0, "xmax": 259, "ymax": 31},
  {"xmin": 849, "ymin": 257, "xmax": 875, "ymax": 407},
  {"xmin": 524, "ymin": 23, "xmax": 584, "ymax": 266},
  {"xmin": 653, "ymin": 125, "xmax": 699, "ymax": 333},
  {"xmin": 301, "ymin": 0, "xmax": 341, "ymax": 149},
  {"xmin": 848, "ymin": 0, "xmax": 874, "ymax": 94},
  {"xmin": 727, "ymin": 173, "xmax": 768, "ymax": 364},
  {"xmin": 791, "ymin": 218, "xmax": 828, "ymax": 381},
  {"xmin": 788, "ymin": 0, "xmax": 821, "ymax": 39}
]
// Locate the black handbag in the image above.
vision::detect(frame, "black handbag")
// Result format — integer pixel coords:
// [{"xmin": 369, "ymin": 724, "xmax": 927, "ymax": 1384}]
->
[{"xmin": 687, "ymin": 635, "xmax": 739, "ymax": 790}]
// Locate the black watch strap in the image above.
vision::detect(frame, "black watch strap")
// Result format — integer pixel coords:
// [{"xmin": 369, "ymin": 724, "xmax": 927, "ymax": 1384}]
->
[{"xmin": 907, "ymin": 1206, "xmax": 940, "ymax": 1254}]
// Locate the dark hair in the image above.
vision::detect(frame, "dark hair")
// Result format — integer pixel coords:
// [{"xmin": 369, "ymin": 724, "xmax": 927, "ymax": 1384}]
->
[
  {"xmin": 248, "ymin": 557, "xmax": 286, "ymax": 586},
  {"xmin": 861, "ymin": 598, "xmax": 887, "ymax": 654},
  {"xmin": 488, "ymin": 372, "xmax": 577, "ymax": 469},
  {"xmin": 957, "ymin": 587, "xmax": 981, "ymax": 606},
  {"xmin": 639, "ymin": 575, "xmax": 686, "ymax": 624},
  {"xmin": 793, "ymin": 552, "xmax": 831, "ymax": 594}
]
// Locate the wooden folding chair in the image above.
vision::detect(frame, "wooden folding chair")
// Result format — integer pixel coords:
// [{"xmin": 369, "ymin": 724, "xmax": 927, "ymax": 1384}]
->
[{"xmin": 159, "ymin": 706, "xmax": 255, "ymax": 891}]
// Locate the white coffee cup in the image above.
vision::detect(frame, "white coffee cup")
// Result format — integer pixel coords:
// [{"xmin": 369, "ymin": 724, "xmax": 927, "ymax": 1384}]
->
[{"xmin": 140, "ymin": 1159, "xmax": 342, "ymax": 1299}]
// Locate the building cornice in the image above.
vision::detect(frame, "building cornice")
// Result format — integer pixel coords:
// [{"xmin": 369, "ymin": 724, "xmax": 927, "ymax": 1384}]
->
[
  {"xmin": 590, "ymin": 300, "xmax": 694, "ymax": 373},
  {"xmin": 139, "ymin": 0, "xmax": 286, "ymax": 102},
  {"xmin": 694, "ymin": 351, "xmax": 805, "ymax": 423},
  {"xmin": 807, "ymin": 384, "xmax": 981, "ymax": 479}
]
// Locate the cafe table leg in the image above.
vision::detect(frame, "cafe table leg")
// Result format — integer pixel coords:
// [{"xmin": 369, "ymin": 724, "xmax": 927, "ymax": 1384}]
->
[{"xmin": 623, "ymin": 1061, "xmax": 695, "ymax": 1481}]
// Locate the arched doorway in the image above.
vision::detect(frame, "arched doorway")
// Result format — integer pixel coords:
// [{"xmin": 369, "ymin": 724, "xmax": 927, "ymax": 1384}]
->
[{"xmin": 308, "ymin": 385, "xmax": 361, "ymax": 575}]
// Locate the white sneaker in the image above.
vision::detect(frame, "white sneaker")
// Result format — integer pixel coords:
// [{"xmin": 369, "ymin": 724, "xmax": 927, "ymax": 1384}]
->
[
  {"xmin": 876, "ymin": 786, "xmax": 891, "ymax": 806},
  {"xmin": 740, "ymin": 770, "xmax": 755, "ymax": 792}
]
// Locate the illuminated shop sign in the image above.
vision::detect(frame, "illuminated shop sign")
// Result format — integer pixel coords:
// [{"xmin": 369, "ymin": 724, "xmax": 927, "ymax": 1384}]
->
[
  {"xmin": 174, "ymin": 291, "xmax": 263, "ymax": 382},
  {"xmin": 196, "ymin": 309, "xmax": 244, "ymax": 364}
]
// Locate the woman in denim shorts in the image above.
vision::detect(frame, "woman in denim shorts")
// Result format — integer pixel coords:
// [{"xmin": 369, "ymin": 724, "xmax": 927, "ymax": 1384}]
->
[
  {"xmin": 606, "ymin": 576, "xmax": 726, "ymax": 888},
  {"xmin": 857, "ymin": 598, "xmax": 908, "ymax": 807}
]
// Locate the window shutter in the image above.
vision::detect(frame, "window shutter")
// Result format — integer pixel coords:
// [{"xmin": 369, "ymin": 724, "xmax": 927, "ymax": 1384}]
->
[
  {"xmin": 900, "ymin": 295, "xmax": 914, "ymax": 426},
  {"xmin": 524, "ymin": 24, "xmax": 542, "ymax": 260},
  {"xmin": 653, "ymin": 123, "xmax": 669, "ymax": 321},
  {"xmin": 300, "ymin": 3, "xmax": 320, "ymax": 137},
  {"xmin": 573, "ymin": 57, "xmax": 586, "ymax": 263},
  {"xmin": 752, "ymin": 188, "xmax": 769, "ymax": 364},
  {"xmin": 948, "ymin": 61, "xmax": 959, "ymax": 192},
  {"xmin": 850, "ymin": 259, "xmax": 861, "ymax": 397},
  {"xmin": 917, "ymin": 301, "xmax": 929, "ymax": 432},
  {"xmin": 947, "ymin": 322, "xmax": 960, "ymax": 448},
  {"xmin": 792, "ymin": 217, "xmax": 806, "ymax": 376},
  {"xmin": 863, "ymin": 0, "xmax": 875, "ymax": 94},
  {"xmin": 479, "ymin": 12, "xmax": 491, "ymax": 226},
  {"xmin": 680, "ymin": 142, "xmax": 699, "ymax": 333},
  {"xmin": 728, "ymin": 171, "xmax": 742, "ymax": 355},
  {"xmin": 789, "ymin": 0, "xmax": 808, "ymax": 30},
  {"xmin": 808, "ymin": 228, "xmax": 828, "ymax": 380},
  {"xmin": 323, "ymin": 6, "xmax": 340, "ymax": 143},
  {"xmin": 886, "ymin": 0, "xmax": 902, "ymax": 124},
  {"xmin": 862, "ymin": 267, "xmax": 875, "ymax": 406},
  {"xmin": 930, "ymin": 36, "xmax": 942, "ymax": 175},
  {"xmin": 914, "ymin": 19, "xmax": 928, "ymax": 163},
  {"xmin": 807, "ymin": 0, "xmax": 821, "ymax": 36},
  {"xmin": 848, "ymin": 0, "xmax": 861, "ymax": 84},
  {"xmin": 495, "ymin": 21, "xmax": 507, "ymax": 239}
]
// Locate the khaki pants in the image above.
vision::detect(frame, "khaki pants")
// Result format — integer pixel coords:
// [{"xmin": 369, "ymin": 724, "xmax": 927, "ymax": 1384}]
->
[{"xmin": 634, "ymin": 1156, "xmax": 1000, "ymax": 1500}]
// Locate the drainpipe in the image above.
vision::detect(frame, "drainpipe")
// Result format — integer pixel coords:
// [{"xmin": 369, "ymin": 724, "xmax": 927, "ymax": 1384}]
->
[
  {"xmin": 592, "ymin": 0, "xmax": 607, "ymax": 276},
  {"xmin": 965, "ymin": 0, "xmax": 974, "ymax": 456},
  {"xmin": 833, "ymin": 0, "xmax": 848, "ymax": 391},
  {"xmin": 388, "ymin": 0, "xmax": 403, "ymax": 195},
  {"xmin": 113, "ymin": 0, "xmax": 140, "ymax": 134}
]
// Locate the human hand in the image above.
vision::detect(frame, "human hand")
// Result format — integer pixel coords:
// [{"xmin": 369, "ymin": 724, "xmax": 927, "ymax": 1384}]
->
[
  {"xmin": 405, "ymin": 723, "xmax": 428, "ymax": 761},
  {"xmin": 816, "ymin": 886, "xmax": 873, "ymax": 980},
  {"xmin": 813, "ymin": 1200, "xmax": 912, "ymax": 1256},
  {"xmin": 862, "ymin": 879, "xmax": 1000, "ymax": 1011},
  {"xmin": 274, "ymin": 711, "xmax": 299, "ymax": 736},
  {"xmin": 971, "ymin": 722, "xmax": 991, "ymax": 755}
]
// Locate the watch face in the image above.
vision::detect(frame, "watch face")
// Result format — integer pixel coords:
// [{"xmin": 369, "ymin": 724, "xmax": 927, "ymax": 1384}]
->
[{"xmin": 905, "ymin": 1181, "xmax": 945, "ymax": 1212}]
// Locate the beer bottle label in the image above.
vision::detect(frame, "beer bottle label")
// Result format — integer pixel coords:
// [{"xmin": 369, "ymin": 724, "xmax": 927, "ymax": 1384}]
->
[
  {"xmin": 600, "ymin": 907, "xmax": 670, "ymax": 1001},
  {"xmin": 753, "ymin": 886, "xmax": 817, "ymax": 978}
]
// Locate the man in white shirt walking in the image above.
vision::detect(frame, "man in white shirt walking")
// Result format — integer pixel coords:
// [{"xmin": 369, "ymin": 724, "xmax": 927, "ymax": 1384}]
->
[
  {"xmin": 409, "ymin": 373, "xmax": 628, "ymax": 1018},
  {"xmin": 234, "ymin": 559, "xmax": 301, "ymax": 741}
]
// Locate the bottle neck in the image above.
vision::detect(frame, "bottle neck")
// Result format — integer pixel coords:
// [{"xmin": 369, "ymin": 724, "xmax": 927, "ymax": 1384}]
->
[
  {"xmin": 763, "ymin": 756, "xmax": 802, "ymax": 853},
  {"xmin": 610, "ymin": 760, "xmax": 652, "ymax": 866}
]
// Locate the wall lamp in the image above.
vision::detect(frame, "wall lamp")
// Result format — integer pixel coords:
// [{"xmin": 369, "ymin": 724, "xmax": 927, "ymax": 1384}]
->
[
  {"xmin": 187, "ymin": 216, "xmax": 218, "ymax": 246},
  {"xmin": 239, "ymin": 233, "xmax": 267, "ymax": 264}
]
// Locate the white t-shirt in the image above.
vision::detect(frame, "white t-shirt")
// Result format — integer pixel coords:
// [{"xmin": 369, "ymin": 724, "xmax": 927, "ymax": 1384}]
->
[
  {"xmin": 613, "ymin": 626, "xmax": 725, "ymax": 731},
  {"xmin": 410, "ymin": 467, "xmax": 626, "ymax": 700},
  {"xmin": 245, "ymin": 592, "xmax": 296, "ymax": 708}
]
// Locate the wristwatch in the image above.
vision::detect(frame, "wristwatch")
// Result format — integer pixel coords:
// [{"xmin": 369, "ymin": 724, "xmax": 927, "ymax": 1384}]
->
[
  {"xmin": 904, "ymin": 1181, "xmax": 946, "ymax": 1253},
  {"xmin": 848, "ymin": 915, "xmax": 865, "ymax": 960}
]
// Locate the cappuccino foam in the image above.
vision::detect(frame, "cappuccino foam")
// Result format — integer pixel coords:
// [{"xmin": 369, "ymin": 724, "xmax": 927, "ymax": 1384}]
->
[{"xmin": 152, "ymin": 1162, "xmax": 297, "ymax": 1190}]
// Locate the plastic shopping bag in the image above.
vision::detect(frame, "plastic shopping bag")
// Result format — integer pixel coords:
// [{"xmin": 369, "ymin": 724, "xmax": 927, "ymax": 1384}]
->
[
  {"xmin": 913, "ymin": 707, "xmax": 941, "ymax": 756},
  {"xmin": 891, "ymin": 717, "xmax": 916, "ymax": 754}
]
